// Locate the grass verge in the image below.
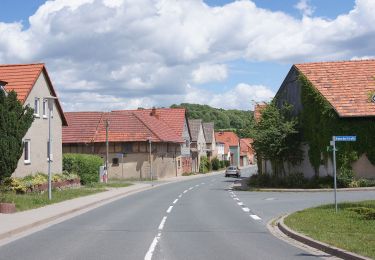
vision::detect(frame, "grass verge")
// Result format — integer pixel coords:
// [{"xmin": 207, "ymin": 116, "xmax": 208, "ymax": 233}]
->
[
  {"xmin": 284, "ymin": 200, "xmax": 375, "ymax": 259},
  {"xmin": 1, "ymin": 181, "xmax": 132, "ymax": 212}
]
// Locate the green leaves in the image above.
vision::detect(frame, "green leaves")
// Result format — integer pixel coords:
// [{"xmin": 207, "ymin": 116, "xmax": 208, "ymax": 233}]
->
[
  {"xmin": 252, "ymin": 102, "xmax": 302, "ymax": 175},
  {"xmin": 0, "ymin": 90, "xmax": 34, "ymax": 182}
]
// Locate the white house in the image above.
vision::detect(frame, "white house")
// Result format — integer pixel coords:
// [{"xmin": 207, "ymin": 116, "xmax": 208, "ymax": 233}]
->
[{"xmin": 0, "ymin": 63, "xmax": 67, "ymax": 177}]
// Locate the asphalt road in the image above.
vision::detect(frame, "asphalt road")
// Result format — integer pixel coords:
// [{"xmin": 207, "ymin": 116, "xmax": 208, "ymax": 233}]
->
[{"xmin": 0, "ymin": 166, "xmax": 374, "ymax": 260}]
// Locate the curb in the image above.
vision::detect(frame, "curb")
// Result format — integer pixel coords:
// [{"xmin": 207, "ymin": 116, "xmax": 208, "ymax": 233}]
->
[
  {"xmin": 257, "ymin": 187, "xmax": 375, "ymax": 192},
  {"xmin": 277, "ymin": 215, "xmax": 372, "ymax": 260},
  {"xmin": 0, "ymin": 184, "xmax": 151, "ymax": 241}
]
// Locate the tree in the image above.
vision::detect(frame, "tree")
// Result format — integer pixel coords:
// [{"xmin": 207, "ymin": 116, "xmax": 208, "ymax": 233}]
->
[
  {"xmin": 0, "ymin": 90, "xmax": 34, "ymax": 182},
  {"xmin": 252, "ymin": 102, "xmax": 302, "ymax": 176}
]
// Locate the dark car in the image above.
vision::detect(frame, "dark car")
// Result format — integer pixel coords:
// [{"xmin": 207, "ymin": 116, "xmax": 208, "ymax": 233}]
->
[{"xmin": 225, "ymin": 166, "xmax": 241, "ymax": 178}]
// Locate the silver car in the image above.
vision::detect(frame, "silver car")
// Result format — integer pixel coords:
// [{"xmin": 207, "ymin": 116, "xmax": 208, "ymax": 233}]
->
[{"xmin": 225, "ymin": 166, "xmax": 241, "ymax": 178}]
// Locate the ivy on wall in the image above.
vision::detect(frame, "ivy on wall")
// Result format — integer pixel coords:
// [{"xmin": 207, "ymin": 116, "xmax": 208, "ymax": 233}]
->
[{"xmin": 299, "ymin": 75, "xmax": 375, "ymax": 176}]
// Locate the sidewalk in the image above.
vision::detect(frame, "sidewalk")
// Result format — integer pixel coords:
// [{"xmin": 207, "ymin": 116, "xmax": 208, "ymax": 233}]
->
[{"xmin": 0, "ymin": 171, "xmax": 223, "ymax": 242}]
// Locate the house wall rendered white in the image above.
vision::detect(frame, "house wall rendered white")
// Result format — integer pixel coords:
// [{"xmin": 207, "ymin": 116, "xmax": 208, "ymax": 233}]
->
[{"xmin": 12, "ymin": 73, "xmax": 63, "ymax": 177}]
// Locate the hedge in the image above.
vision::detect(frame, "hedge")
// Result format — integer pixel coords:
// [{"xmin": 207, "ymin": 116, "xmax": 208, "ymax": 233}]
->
[{"xmin": 63, "ymin": 154, "xmax": 103, "ymax": 184}]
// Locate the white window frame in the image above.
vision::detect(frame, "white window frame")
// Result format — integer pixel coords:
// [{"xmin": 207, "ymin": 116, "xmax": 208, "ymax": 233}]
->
[
  {"xmin": 34, "ymin": 97, "xmax": 40, "ymax": 117},
  {"xmin": 24, "ymin": 139, "xmax": 31, "ymax": 164},
  {"xmin": 47, "ymin": 140, "xmax": 53, "ymax": 162},
  {"xmin": 42, "ymin": 99, "xmax": 48, "ymax": 118}
]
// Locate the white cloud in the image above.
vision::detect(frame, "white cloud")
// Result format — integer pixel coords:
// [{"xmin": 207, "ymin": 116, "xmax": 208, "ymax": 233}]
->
[
  {"xmin": 351, "ymin": 55, "xmax": 375, "ymax": 60},
  {"xmin": 0, "ymin": 0, "xmax": 374, "ymax": 111},
  {"xmin": 184, "ymin": 83, "xmax": 275, "ymax": 110},
  {"xmin": 191, "ymin": 64, "xmax": 228, "ymax": 84},
  {"xmin": 294, "ymin": 0, "xmax": 315, "ymax": 17}
]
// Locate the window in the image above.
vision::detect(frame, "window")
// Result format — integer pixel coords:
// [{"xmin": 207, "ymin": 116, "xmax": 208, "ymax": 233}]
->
[
  {"xmin": 24, "ymin": 140, "xmax": 31, "ymax": 164},
  {"xmin": 43, "ymin": 99, "xmax": 48, "ymax": 118},
  {"xmin": 34, "ymin": 98, "xmax": 40, "ymax": 117},
  {"xmin": 112, "ymin": 158, "xmax": 119, "ymax": 165},
  {"xmin": 47, "ymin": 141, "xmax": 53, "ymax": 161}
]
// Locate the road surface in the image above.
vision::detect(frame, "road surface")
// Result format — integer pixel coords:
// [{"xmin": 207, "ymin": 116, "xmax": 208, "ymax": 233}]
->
[{"xmin": 0, "ymin": 166, "xmax": 374, "ymax": 260}]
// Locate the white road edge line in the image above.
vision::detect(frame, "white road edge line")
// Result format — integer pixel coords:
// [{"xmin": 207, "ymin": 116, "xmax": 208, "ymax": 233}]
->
[
  {"xmin": 242, "ymin": 207, "xmax": 250, "ymax": 212},
  {"xmin": 173, "ymin": 199, "xmax": 178, "ymax": 204},
  {"xmin": 250, "ymin": 214, "xmax": 262, "ymax": 220},
  {"xmin": 189, "ymin": 187, "xmax": 193, "ymax": 190},
  {"xmin": 195, "ymin": 184, "xmax": 199, "ymax": 187},
  {"xmin": 144, "ymin": 232, "xmax": 161, "ymax": 260},
  {"xmin": 158, "ymin": 216, "xmax": 167, "ymax": 230},
  {"xmin": 166, "ymin": 206, "xmax": 173, "ymax": 213},
  {"xmin": 201, "ymin": 182, "xmax": 205, "ymax": 184}
]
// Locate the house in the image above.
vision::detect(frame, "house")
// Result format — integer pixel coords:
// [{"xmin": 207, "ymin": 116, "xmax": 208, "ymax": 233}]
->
[
  {"xmin": 0, "ymin": 63, "xmax": 67, "ymax": 177},
  {"xmin": 202, "ymin": 122, "xmax": 217, "ymax": 160},
  {"xmin": 63, "ymin": 108, "xmax": 190, "ymax": 179},
  {"xmin": 188, "ymin": 119, "xmax": 207, "ymax": 172},
  {"xmin": 240, "ymin": 138, "xmax": 255, "ymax": 166},
  {"xmin": 273, "ymin": 59, "xmax": 375, "ymax": 178},
  {"xmin": 215, "ymin": 131, "xmax": 240, "ymax": 166}
]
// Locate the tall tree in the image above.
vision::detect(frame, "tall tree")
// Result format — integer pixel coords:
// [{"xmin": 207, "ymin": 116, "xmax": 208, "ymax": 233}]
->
[
  {"xmin": 252, "ymin": 102, "xmax": 302, "ymax": 176},
  {"xmin": 0, "ymin": 90, "xmax": 34, "ymax": 181}
]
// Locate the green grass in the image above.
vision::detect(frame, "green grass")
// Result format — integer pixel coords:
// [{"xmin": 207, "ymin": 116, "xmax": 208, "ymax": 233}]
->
[
  {"xmin": 1, "ymin": 188, "xmax": 106, "ymax": 212},
  {"xmin": 0, "ymin": 180, "xmax": 133, "ymax": 212},
  {"xmin": 284, "ymin": 200, "xmax": 375, "ymax": 258}
]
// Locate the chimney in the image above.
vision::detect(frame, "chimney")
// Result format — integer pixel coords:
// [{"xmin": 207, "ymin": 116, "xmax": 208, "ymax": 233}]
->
[{"xmin": 150, "ymin": 107, "xmax": 159, "ymax": 119}]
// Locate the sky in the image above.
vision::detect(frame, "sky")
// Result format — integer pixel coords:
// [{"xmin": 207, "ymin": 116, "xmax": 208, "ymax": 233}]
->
[{"xmin": 0, "ymin": 0, "xmax": 374, "ymax": 112}]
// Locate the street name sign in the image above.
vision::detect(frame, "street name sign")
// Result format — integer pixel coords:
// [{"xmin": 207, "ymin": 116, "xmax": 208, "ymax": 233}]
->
[{"xmin": 334, "ymin": 136, "xmax": 356, "ymax": 142}]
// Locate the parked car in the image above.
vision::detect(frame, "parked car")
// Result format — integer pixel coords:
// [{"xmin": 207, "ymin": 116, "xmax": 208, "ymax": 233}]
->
[{"xmin": 225, "ymin": 166, "xmax": 241, "ymax": 178}]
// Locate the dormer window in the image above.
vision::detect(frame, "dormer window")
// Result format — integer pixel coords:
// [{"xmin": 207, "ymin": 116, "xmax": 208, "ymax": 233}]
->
[{"xmin": 34, "ymin": 98, "xmax": 40, "ymax": 117}]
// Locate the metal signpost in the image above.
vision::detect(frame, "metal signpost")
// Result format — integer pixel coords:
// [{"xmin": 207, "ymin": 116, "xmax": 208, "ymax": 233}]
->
[{"xmin": 329, "ymin": 136, "xmax": 356, "ymax": 213}]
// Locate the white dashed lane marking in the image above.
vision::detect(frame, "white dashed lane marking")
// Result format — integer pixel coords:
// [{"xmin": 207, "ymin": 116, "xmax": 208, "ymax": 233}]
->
[
  {"xmin": 237, "ymin": 202, "xmax": 244, "ymax": 206},
  {"xmin": 158, "ymin": 216, "xmax": 167, "ymax": 230},
  {"xmin": 183, "ymin": 190, "xmax": 188, "ymax": 193},
  {"xmin": 144, "ymin": 233, "xmax": 161, "ymax": 260},
  {"xmin": 173, "ymin": 199, "xmax": 178, "ymax": 204},
  {"xmin": 250, "ymin": 215, "xmax": 262, "ymax": 220},
  {"xmin": 242, "ymin": 207, "xmax": 250, "ymax": 212},
  {"xmin": 166, "ymin": 206, "xmax": 173, "ymax": 213}
]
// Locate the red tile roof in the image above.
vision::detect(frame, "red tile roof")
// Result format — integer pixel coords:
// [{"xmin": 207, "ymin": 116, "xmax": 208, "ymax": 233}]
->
[
  {"xmin": 295, "ymin": 60, "xmax": 375, "ymax": 117},
  {"xmin": 63, "ymin": 109, "xmax": 185, "ymax": 144},
  {"xmin": 215, "ymin": 131, "xmax": 239, "ymax": 147},
  {"xmin": 0, "ymin": 63, "xmax": 67, "ymax": 125},
  {"xmin": 64, "ymin": 112, "xmax": 103, "ymax": 143}
]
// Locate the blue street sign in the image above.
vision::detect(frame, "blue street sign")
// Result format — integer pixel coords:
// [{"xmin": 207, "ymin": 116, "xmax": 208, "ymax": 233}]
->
[{"xmin": 334, "ymin": 136, "xmax": 356, "ymax": 142}]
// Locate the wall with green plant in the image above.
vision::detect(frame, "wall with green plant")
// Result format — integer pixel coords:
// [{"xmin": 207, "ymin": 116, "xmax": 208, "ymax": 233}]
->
[
  {"xmin": 299, "ymin": 75, "xmax": 375, "ymax": 178},
  {"xmin": 63, "ymin": 154, "xmax": 103, "ymax": 184}
]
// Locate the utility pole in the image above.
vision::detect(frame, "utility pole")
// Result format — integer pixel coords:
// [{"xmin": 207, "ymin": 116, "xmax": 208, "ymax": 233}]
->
[
  {"xmin": 149, "ymin": 138, "xmax": 153, "ymax": 186},
  {"xmin": 105, "ymin": 119, "xmax": 109, "ymax": 184}
]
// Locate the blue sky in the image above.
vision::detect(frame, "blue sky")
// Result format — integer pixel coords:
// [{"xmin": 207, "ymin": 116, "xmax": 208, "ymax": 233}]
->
[{"xmin": 0, "ymin": 0, "xmax": 372, "ymax": 111}]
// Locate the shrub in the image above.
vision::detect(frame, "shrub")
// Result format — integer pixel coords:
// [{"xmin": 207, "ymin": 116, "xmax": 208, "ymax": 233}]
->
[
  {"xmin": 337, "ymin": 168, "xmax": 354, "ymax": 188},
  {"xmin": 199, "ymin": 156, "xmax": 211, "ymax": 173},
  {"xmin": 284, "ymin": 172, "xmax": 305, "ymax": 188},
  {"xmin": 182, "ymin": 172, "xmax": 194, "ymax": 176},
  {"xmin": 348, "ymin": 207, "xmax": 375, "ymax": 220},
  {"xmin": 211, "ymin": 157, "xmax": 220, "ymax": 171},
  {"xmin": 224, "ymin": 160, "xmax": 230, "ymax": 167},
  {"xmin": 63, "ymin": 154, "xmax": 103, "ymax": 184},
  {"xmin": 219, "ymin": 160, "xmax": 225, "ymax": 169}
]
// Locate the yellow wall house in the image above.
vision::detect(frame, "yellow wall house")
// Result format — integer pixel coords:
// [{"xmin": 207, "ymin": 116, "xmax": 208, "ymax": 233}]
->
[{"xmin": 0, "ymin": 64, "xmax": 68, "ymax": 177}]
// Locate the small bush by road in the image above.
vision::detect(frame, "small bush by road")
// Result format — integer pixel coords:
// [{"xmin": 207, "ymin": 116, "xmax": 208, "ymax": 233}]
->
[
  {"xmin": 284, "ymin": 200, "xmax": 375, "ymax": 259},
  {"xmin": 63, "ymin": 153, "xmax": 103, "ymax": 184}
]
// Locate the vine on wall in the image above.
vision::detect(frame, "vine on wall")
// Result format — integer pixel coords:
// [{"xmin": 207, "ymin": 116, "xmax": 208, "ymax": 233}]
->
[{"xmin": 299, "ymin": 75, "xmax": 375, "ymax": 176}]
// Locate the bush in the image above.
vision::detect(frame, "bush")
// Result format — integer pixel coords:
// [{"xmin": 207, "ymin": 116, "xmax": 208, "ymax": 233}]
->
[
  {"xmin": 337, "ymin": 168, "xmax": 354, "ymax": 188},
  {"xmin": 63, "ymin": 154, "xmax": 103, "ymax": 184},
  {"xmin": 220, "ymin": 160, "xmax": 225, "ymax": 169},
  {"xmin": 199, "ymin": 156, "xmax": 211, "ymax": 174},
  {"xmin": 284, "ymin": 172, "xmax": 305, "ymax": 188},
  {"xmin": 348, "ymin": 207, "xmax": 375, "ymax": 220},
  {"xmin": 224, "ymin": 160, "xmax": 230, "ymax": 167},
  {"xmin": 211, "ymin": 157, "xmax": 220, "ymax": 171}
]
